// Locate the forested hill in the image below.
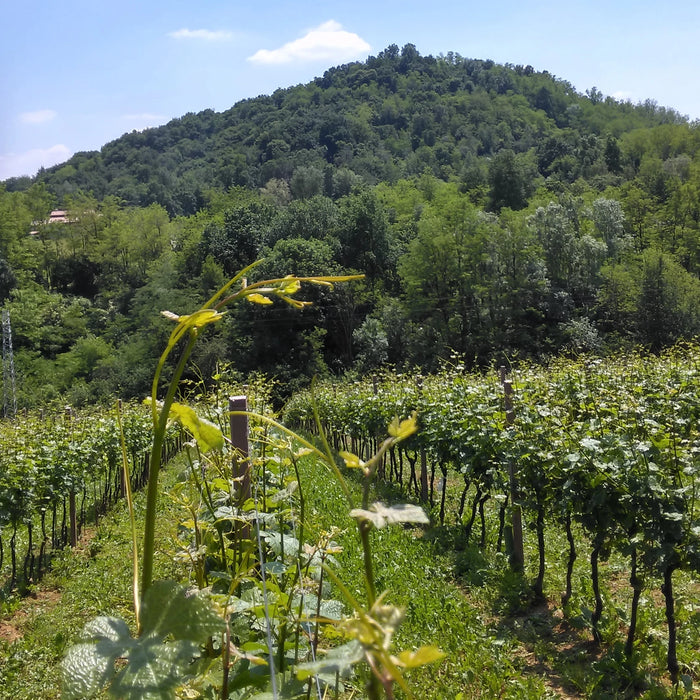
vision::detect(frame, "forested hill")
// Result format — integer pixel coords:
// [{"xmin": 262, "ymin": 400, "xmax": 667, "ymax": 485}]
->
[
  {"xmin": 8, "ymin": 44, "xmax": 690, "ymax": 214},
  {"xmin": 2, "ymin": 44, "xmax": 700, "ymax": 409}
]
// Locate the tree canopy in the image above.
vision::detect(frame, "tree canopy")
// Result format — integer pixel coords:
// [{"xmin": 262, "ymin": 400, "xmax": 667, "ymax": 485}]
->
[{"xmin": 2, "ymin": 45, "xmax": 700, "ymax": 407}]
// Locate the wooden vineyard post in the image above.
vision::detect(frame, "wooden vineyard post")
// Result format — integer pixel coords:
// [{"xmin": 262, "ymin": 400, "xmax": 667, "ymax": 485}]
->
[
  {"xmin": 229, "ymin": 395, "xmax": 251, "ymax": 549},
  {"xmin": 65, "ymin": 406, "xmax": 78, "ymax": 547},
  {"xmin": 229, "ymin": 395, "xmax": 251, "ymax": 504},
  {"xmin": 416, "ymin": 375, "xmax": 429, "ymax": 503},
  {"xmin": 500, "ymin": 367, "xmax": 524, "ymax": 572}
]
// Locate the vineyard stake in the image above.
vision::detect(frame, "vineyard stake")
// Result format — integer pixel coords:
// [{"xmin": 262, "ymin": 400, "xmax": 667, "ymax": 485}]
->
[
  {"xmin": 500, "ymin": 367, "xmax": 524, "ymax": 572},
  {"xmin": 229, "ymin": 396, "xmax": 251, "ymax": 500},
  {"xmin": 416, "ymin": 375, "xmax": 429, "ymax": 502},
  {"xmin": 65, "ymin": 406, "xmax": 78, "ymax": 548}
]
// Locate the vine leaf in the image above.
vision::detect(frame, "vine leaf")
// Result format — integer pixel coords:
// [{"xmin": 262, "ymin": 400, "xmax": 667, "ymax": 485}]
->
[
  {"xmin": 349, "ymin": 502, "xmax": 429, "ymax": 530},
  {"xmin": 62, "ymin": 581, "xmax": 224, "ymax": 699},
  {"xmin": 296, "ymin": 640, "xmax": 364, "ymax": 681},
  {"xmin": 168, "ymin": 402, "xmax": 224, "ymax": 453},
  {"xmin": 161, "ymin": 308, "xmax": 225, "ymax": 349},
  {"xmin": 395, "ymin": 645, "xmax": 445, "ymax": 668},
  {"xmin": 246, "ymin": 293, "xmax": 273, "ymax": 305},
  {"xmin": 388, "ymin": 414, "xmax": 418, "ymax": 441},
  {"xmin": 339, "ymin": 451, "xmax": 365, "ymax": 469}
]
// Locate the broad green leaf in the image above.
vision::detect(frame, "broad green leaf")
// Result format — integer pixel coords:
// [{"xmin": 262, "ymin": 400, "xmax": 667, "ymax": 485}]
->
[
  {"xmin": 62, "ymin": 582, "xmax": 224, "ymax": 700},
  {"xmin": 388, "ymin": 413, "xmax": 418, "ymax": 440},
  {"xmin": 168, "ymin": 402, "xmax": 224, "ymax": 453},
  {"xmin": 61, "ymin": 617, "xmax": 130, "ymax": 699},
  {"xmin": 296, "ymin": 640, "xmax": 364, "ymax": 681},
  {"xmin": 681, "ymin": 674, "xmax": 693, "ymax": 693},
  {"xmin": 108, "ymin": 640, "xmax": 200, "ymax": 699},
  {"xmin": 268, "ymin": 480, "xmax": 299, "ymax": 503},
  {"xmin": 319, "ymin": 599, "xmax": 344, "ymax": 621},
  {"xmin": 339, "ymin": 451, "xmax": 365, "ymax": 468},
  {"xmin": 395, "ymin": 645, "xmax": 445, "ymax": 668},
  {"xmin": 140, "ymin": 580, "xmax": 224, "ymax": 643}
]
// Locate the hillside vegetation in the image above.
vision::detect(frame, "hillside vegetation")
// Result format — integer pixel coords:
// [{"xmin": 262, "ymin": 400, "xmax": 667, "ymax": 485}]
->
[{"xmin": 1, "ymin": 44, "xmax": 700, "ymax": 407}]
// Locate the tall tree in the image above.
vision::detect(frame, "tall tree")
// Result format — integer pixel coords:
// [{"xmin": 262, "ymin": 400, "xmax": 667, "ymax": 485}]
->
[
  {"xmin": 488, "ymin": 149, "xmax": 528, "ymax": 212},
  {"xmin": 399, "ymin": 192, "xmax": 494, "ymax": 363}
]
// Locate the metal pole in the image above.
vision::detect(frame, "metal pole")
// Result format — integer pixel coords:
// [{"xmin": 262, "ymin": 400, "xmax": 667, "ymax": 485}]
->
[{"xmin": 2, "ymin": 309, "xmax": 17, "ymax": 418}]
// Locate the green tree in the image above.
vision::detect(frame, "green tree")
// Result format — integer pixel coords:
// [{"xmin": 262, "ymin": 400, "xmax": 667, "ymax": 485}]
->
[
  {"xmin": 483, "ymin": 211, "xmax": 549, "ymax": 354},
  {"xmin": 0, "ymin": 257, "xmax": 17, "ymax": 301},
  {"xmin": 635, "ymin": 249, "xmax": 700, "ymax": 349},
  {"xmin": 226, "ymin": 237, "xmax": 342, "ymax": 401},
  {"xmin": 529, "ymin": 199, "xmax": 606, "ymax": 307},
  {"xmin": 399, "ymin": 193, "xmax": 494, "ymax": 362},
  {"xmin": 201, "ymin": 200, "xmax": 276, "ymax": 275},
  {"xmin": 488, "ymin": 149, "xmax": 528, "ymax": 212},
  {"xmin": 265, "ymin": 195, "xmax": 339, "ymax": 248},
  {"xmin": 604, "ymin": 135, "xmax": 622, "ymax": 174},
  {"xmin": 596, "ymin": 262, "xmax": 638, "ymax": 343},
  {"xmin": 290, "ymin": 165, "xmax": 324, "ymax": 199},
  {"xmin": 338, "ymin": 189, "xmax": 392, "ymax": 286},
  {"xmin": 353, "ymin": 316, "xmax": 389, "ymax": 373},
  {"xmin": 589, "ymin": 197, "xmax": 631, "ymax": 258}
]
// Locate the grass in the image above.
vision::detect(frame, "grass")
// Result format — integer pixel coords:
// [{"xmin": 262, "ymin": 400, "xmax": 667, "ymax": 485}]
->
[
  {"xmin": 1, "ymin": 447, "xmax": 698, "ymax": 699},
  {"xmin": 0, "ymin": 458, "xmax": 184, "ymax": 700},
  {"xmin": 297, "ymin": 454, "xmax": 699, "ymax": 699}
]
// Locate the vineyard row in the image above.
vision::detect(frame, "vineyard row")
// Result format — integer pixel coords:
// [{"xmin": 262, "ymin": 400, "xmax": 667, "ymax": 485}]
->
[
  {"xmin": 0, "ymin": 405, "xmax": 181, "ymax": 593},
  {"xmin": 284, "ymin": 345, "xmax": 700, "ymax": 683}
]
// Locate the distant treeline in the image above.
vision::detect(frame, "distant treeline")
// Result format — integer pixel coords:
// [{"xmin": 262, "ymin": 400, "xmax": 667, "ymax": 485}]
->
[{"xmin": 1, "ymin": 44, "xmax": 699, "ymax": 406}]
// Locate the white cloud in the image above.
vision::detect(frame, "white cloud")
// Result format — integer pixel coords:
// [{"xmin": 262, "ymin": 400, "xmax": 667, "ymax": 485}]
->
[
  {"xmin": 20, "ymin": 109, "xmax": 57, "ymax": 125},
  {"xmin": 0, "ymin": 144, "xmax": 72, "ymax": 180},
  {"xmin": 248, "ymin": 20, "xmax": 370, "ymax": 65},
  {"xmin": 168, "ymin": 28, "xmax": 233, "ymax": 41}
]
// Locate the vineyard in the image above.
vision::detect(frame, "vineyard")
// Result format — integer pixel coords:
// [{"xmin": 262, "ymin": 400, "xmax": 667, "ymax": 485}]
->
[
  {"xmin": 285, "ymin": 345, "xmax": 700, "ymax": 690},
  {"xmin": 1, "ymin": 268, "xmax": 700, "ymax": 699},
  {"xmin": 0, "ymin": 405, "xmax": 180, "ymax": 593}
]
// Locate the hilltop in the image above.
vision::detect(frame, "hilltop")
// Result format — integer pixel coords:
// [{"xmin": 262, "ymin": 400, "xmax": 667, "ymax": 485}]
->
[{"xmin": 5, "ymin": 44, "xmax": 689, "ymax": 213}]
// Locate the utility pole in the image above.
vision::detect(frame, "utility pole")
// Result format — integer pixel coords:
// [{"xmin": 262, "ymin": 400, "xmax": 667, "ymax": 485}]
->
[{"xmin": 2, "ymin": 309, "xmax": 17, "ymax": 419}]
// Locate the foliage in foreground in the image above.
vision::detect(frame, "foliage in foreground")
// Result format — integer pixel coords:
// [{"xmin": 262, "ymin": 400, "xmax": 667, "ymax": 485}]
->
[{"xmin": 58, "ymin": 265, "xmax": 443, "ymax": 699}]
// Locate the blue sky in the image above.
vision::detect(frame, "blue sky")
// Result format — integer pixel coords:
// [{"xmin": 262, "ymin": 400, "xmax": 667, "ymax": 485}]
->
[{"xmin": 2, "ymin": 0, "xmax": 699, "ymax": 181}]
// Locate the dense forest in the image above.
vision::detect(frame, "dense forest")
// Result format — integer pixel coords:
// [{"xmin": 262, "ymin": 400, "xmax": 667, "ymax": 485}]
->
[{"xmin": 2, "ymin": 44, "xmax": 700, "ymax": 408}]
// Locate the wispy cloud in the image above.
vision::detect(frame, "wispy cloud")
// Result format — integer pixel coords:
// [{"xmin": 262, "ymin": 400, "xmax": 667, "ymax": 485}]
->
[
  {"xmin": 0, "ymin": 144, "xmax": 71, "ymax": 180},
  {"xmin": 168, "ymin": 28, "xmax": 233, "ymax": 41},
  {"xmin": 248, "ymin": 20, "xmax": 370, "ymax": 65},
  {"xmin": 20, "ymin": 109, "xmax": 57, "ymax": 125}
]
